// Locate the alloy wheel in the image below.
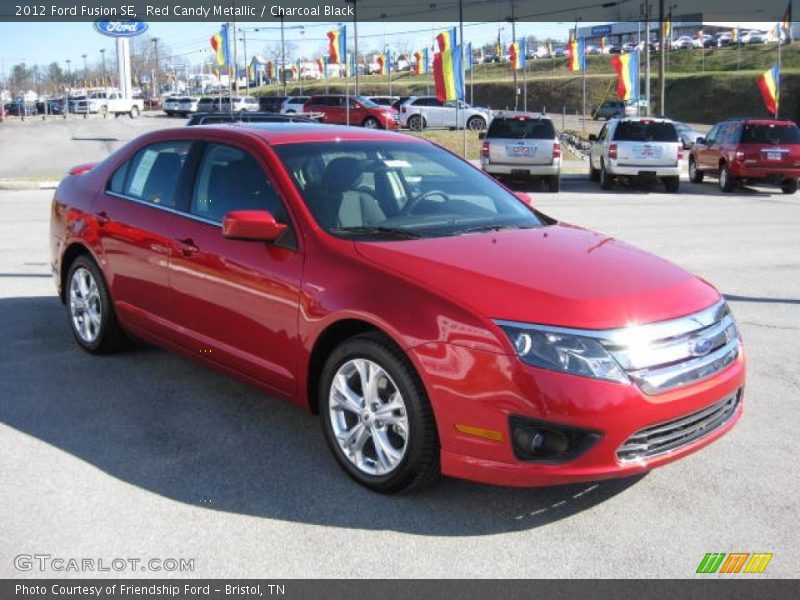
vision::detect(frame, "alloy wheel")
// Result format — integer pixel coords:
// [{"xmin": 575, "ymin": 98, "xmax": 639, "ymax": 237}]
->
[
  {"xmin": 69, "ymin": 267, "xmax": 102, "ymax": 343},
  {"xmin": 328, "ymin": 358, "xmax": 409, "ymax": 476}
]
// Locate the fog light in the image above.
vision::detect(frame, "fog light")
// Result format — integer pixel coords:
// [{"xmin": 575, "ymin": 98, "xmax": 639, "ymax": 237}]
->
[{"xmin": 509, "ymin": 415, "xmax": 602, "ymax": 463}]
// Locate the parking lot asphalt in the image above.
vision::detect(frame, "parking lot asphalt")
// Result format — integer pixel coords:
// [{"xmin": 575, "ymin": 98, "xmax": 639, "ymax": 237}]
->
[{"xmin": 1, "ymin": 171, "xmax": 799, "ymax": 578}]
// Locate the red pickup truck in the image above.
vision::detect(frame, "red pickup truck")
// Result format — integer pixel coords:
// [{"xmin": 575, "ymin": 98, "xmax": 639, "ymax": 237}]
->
[{"xmin": 689, "ymin": 118, "xmax": 800, "ymax": 193}]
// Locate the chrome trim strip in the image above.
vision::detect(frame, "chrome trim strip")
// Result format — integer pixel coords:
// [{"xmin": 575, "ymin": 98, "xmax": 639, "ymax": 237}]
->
[
  {"xmin": 628, "ymin": 338, "xmax": 740, "ymax": 395},
  {"xmin": 495, "ymin": 298, "xmax": 728, "ymax": 347},
  {"xmin": 105, "ymin": 191, "xmax": 221, "ymax": 228}
]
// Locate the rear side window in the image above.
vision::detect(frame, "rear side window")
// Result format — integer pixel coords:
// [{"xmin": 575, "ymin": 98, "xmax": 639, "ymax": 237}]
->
[
  {"xmin": 191, "ymin": 143, "xmax": 287, "ymax": 224},
  {"xmin": 741, "ymin": 124, "xmax": 800, "ymax": 144},
  {"xmin": 487, "ymin": 118, "xmax": 555, "ymax": 139},
  {"xmin": 111, "ymin": 141, "xmax": 192, "ymax": 207},
  {"xmin": 613, "ymin": 121, "xmax": 679, "ymax": 142}
]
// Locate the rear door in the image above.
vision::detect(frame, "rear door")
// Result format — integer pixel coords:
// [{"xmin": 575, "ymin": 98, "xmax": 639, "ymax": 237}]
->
[
  {"xmin": 94, "ymin": 140, "xmax": 194, "ymax": 334},
  {"xmin": 487, "ymin": 117, "xmax": 556, "ymax": 166},
  {"xmin": 168, "ymin": 139, "xmax": 304, "ymax": 393},
  {"xmin": 612, "ymin": 120, "xmax": 680, "ymax": 168}
]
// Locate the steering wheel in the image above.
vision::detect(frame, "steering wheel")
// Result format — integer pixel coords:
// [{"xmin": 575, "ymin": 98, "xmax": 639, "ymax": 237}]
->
[{"xmin": 400, "ymin": 190, "xmax": 450, "ymax": 217}]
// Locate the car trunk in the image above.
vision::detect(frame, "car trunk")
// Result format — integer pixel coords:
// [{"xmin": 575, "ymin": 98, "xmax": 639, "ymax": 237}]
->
[
  {"xmin": 740, "ymin": 123, "xmax": 800, "ymax": 168},
  {"xmin": 613, "ymin": 121, "xmax": 680, "ymax": 168},
  {"xmin": 486, "ymin": 117, "xmax": 556, "ymax": 165}
]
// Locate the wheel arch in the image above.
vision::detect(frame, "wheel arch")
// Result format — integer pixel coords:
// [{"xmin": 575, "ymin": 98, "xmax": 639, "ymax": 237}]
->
[
  {"xmin": 59, "ymin": 242, "xmax": 98, "ymax": 303},
  {"xmin": 306, "ymin": 318, "xmax": 398, "ymax": 414}
]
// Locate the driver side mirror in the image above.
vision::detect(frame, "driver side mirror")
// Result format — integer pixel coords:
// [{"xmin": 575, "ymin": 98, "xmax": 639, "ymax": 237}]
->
[
  {"xmin": 222, "ymin": 210, "xmax": 287, "ymax": 242},
  {"xmin": 514, "ymin": 191, "xmax": 534, "ymax": 207},
  {"xmin": 588, "ymin": 134, "xmax": 597, "ymax": 141},
  {"xmin": 478, "ymin": 132, "xmax": 486, "ymax": 140}
]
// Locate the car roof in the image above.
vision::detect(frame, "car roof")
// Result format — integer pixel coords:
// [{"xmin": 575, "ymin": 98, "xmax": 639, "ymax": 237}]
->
[{"xmin": 164, "ymin": 123, "xmax": 430, "ymax": 145}]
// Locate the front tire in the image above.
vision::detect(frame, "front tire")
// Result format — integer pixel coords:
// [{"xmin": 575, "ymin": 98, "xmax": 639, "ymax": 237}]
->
[
  {"xmin": 362, "ymin": 116, "xmax": 380, "ymax": 129},
  {"xmin": 319, "ymin": 333, "xmax": 439, "ymax": 494},
  {"xmin": 66, "ymin": 255, "xmax": 127, "ymax": 354},
  {"xmin": 129, "ymin": 105, "xmax": 140, "ymax": 119},
  {"xmin": 467, "ymin": 116, "xmax": 486, "ymax": 131}
]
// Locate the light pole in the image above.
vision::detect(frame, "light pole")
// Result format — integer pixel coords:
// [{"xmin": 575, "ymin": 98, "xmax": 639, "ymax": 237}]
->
[
  {"xmin": 65, "ymin": 59, "xmax": 71, "ymax": 118},
  {"xmin": 280, "ymin": 15, "xmax": 286, "ymax": 95},
  {"xmin": 100, "ymin": 48, "xmax": 106, "ymax": 86},
  {"xmin": 152, "ymin": 37, "xmax": 160, "ymax": 97},
  {"xmin": 345, "ymin": 0, "xmax": 359, "ymax": 95},
  {"xmin": 81, "ymin": 54, "xmax": 88, "ymax": 86}
]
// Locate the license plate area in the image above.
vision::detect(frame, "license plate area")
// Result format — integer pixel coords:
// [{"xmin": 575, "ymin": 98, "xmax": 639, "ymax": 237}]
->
[
  {"xmin": 511, "ymin": 169, "xmax": 530, "ymax": 177},
  {"xmin": 766, "ymin": 151, "xmax": 783, "ymax": 161},
  {"xmin": 636, "ymin": 146, "xmax": 662, "ymax": 160},
  {"xmin": 507, "ymin": 145, "xmax": 533, "ymax": 157}
]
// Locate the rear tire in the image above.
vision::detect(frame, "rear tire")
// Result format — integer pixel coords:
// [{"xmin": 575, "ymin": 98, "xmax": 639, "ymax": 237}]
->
[
  {"xmin": 719, "ymin": 163, "xmax": 735, "ymax": 192},
  {"xmin": 663, "ymin": 176, "xmax": 680, "ymax": 193},
  {"xmin": 600, "ymin": 160, "xmax": 613, "ymax": 190},
  {"xmin": 781, "ymin": 178, "xmax": 798, "ymax": 194},
  {"xmin": 688, "ymin": 158, "xmax": 704, "ymax": 183},
  {"xmin": 467, "ymin": 116, "xmax": 486, "ymax": 131},
  {"xmin": 319, "ymin": 333, "xmax": 440, "ymax": 494},
  {"xmin": 546, "ymin": 175, "xmax": 561, "ymax": 193},
  {"xmin": 66, "ymin": 255, "xmax": 127, "ymax": 354},
  {"xmin": 407, "ymin": 114, "xmax": 424, "ymax": 131}
]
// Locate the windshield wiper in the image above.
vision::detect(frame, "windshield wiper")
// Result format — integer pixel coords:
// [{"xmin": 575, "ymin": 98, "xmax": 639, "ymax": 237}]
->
[
  {"xmin": 331, "ymin": 226, "xmax": 425, "ymax": 239},
  {"xmin": 458, "ymin": 224, "xmax": 534, "ymax": 235}
]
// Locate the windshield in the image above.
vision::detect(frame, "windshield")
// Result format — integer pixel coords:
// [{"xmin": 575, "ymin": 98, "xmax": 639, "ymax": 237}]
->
[
  {"xmin": 613, "ymin": 121, "xmax": 679, "ymax": 142},
  {"xmin": 356, "ymin": 96, "xmax": 379, "ymax": 107},
  {"xmin": 487, "ymin": 117, "xmax": 555, "ymax": 139},
  {"xmin": 741, "ymin": 124, "xmax": 800, "ymax": 144},
  {"xmin": 273, "ymin": 141, "xmax": 543, "ymax": 239}
]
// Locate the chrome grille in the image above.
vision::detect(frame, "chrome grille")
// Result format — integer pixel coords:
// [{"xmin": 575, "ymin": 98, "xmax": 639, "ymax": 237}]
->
[
  {"xmin": 601, "ymin": 299, "xmax": 740, "ymax": 394},
  {"xmin": 617, "ymin": 390, "xmax": 741, "ymax": 461}
]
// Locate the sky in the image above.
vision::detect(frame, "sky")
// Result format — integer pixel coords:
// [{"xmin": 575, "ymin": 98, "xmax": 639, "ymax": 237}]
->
[
  {"xmin": 0, "ymin": 21, "xmax": 578, "ymax": 74},
  {"xmin": 0, "ymin": 19, "xmax": 778, "ymax": 77}
]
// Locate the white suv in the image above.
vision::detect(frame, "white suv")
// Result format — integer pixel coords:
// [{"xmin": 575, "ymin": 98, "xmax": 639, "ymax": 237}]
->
[
  {"xmin": 588, "ymin": 117, "xmax": 683, "ymax": 192},
  {"xmin": 398, "ymin": 96, "xmax": 491, "ymax": 130}
]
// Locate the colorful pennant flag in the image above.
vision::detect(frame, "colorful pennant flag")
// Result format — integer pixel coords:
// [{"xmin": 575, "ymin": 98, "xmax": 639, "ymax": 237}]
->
[
  {"xmin": 465, "ymin": 42, "xmax": 473, "ymax": 71},
  {"xmin": 414, "ymin": 49, "xmax": 428, "ymax": 75},
  {"xmin": 327, "ymin": 25, "xmax": 346, "ymax": 64},
  {"xmin": 757, "ymin": 64, "xmax": 780, "ymax": 115},
  {"xmin": 433, "ymin": 27, "xmax": 464, "ymax": 102},
  {"xmin": 611, "ymin": 50, "xmax": 639, "ymax": 101},
  {"xmin": 663, "ymin": 13, "xmax": 672, "ymax": 39},
  {"xmin": 210, "ymin": 25, "xmax": 229, "ymax": 67},
  {"xmin": 509, "ymin": 39, "xmax": 526, "ymax": 71},
  {"xmin": 567, "ymin": 32, "xmax": 585, "ymax": 71}
]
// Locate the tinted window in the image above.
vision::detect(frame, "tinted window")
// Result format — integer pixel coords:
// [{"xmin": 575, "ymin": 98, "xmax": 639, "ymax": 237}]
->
[
  {"xmin": 487, "ymin": 117, "xmax": 556, "ymax": 139},
  {"xmin": 741, "ymin": 123, "xmax": 800, "ymax": 144},
  {"xmin": 613, "ymin": 121, "xmax": 679, "ymax": 142},
  {"xmin": 273, "ymin": 141, "xmax": 543, "ymax": 238},
  {"xmin": 121, "ymin": 141, "xmax": 192, "ymax": 207},
  {"xmin": 191, "ymin": 144, "xmax": 287, "ymax": 224}
]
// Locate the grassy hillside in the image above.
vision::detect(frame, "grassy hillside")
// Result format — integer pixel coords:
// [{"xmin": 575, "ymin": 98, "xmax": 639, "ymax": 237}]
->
[{"xmin": 251, "ymin": 43, "xmax": 800, "ymax": 124}]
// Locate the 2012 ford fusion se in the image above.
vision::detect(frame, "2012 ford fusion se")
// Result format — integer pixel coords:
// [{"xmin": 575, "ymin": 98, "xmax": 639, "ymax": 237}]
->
[{"xmin": 50, "ymin": 124, "xmax": 745, "ymax": 493}]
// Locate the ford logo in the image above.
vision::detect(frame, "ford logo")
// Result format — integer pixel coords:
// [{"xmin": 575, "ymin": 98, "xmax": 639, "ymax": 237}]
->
[
  {"xmin": 689, "ymin": 337, "xmax": 715, "ymax": 357},
  {"xmin": 93, "ymin": 21, "xmax": 148, "ymax": 38}
]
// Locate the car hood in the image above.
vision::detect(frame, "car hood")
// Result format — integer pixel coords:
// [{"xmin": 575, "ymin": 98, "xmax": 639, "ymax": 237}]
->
[{"xmin": 354, "ymin": 224, "xmax": 719, "ymax": 330}]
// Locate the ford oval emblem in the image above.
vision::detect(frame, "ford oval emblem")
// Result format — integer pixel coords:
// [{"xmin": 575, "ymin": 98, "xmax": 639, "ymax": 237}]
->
[
  {"xmin": 690, "ymin": 337, "xmax": 715, "ymax": 357},
  {"xmin": 93, "ymin": 20, "xmax": 148, "ymax": 38}
]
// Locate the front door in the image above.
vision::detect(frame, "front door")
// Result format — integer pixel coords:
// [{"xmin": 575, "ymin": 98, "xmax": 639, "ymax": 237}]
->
[{"xmin": 169, "ymin": 141, "xmax": 304, "ymax": 394}]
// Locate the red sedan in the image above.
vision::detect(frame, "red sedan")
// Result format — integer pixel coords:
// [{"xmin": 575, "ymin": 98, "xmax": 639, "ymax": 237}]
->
[
  {"xmin": 304, "ymin": 94, "xmax": 400, "ymax": 129},
  {"xmin": 50, "ymin": 123, "xmax": 745, "ymax": 493}
]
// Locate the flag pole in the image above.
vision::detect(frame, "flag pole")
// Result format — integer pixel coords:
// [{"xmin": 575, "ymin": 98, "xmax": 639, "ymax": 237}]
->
[
  {"xmin": 776, "ymin": 34, "xmax": 782, "ymax": 119},
  {"xmin": 460, "ymin": 0, "xmax": 466, "ymax": 158}
]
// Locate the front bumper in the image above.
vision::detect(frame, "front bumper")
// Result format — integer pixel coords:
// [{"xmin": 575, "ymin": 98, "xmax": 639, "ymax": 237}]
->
[{"xmin": 410, "ymin": 342, "xmax": 745, "ymax": 487}]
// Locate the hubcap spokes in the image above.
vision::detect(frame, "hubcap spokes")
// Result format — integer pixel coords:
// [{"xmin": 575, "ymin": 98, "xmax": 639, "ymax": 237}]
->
[
  {"xmin": 69, "ymin": 267, "xmax": 101, "ymax": 343},
  {"xmin": 329, "ymin": 358, "xmax": 409, "ymax": 476}
]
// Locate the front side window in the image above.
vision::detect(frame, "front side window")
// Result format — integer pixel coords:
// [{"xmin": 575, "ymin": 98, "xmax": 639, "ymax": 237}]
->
[
  {"xmin": 112, "ymin": 141, "xmax": 192, "ymax": 207},
  {"xmin": 191, "ymin": 143, "xmax": 287, "ymax": 224},
  {"xmin": 274, "ymin": 141, "xmax": 544, "ymax": 239}
]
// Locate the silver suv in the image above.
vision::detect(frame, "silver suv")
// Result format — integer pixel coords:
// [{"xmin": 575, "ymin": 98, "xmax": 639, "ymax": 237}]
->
[
  {"xmin": 479, "ymin": 112, "xmax": 561, "ymax": 192},
  {"xmin": 399, "ymin": 96, "xmax": 491, "ymax": 131},
  {"xmin": 589, "ymin": 117, "xmax": 683, "ymax": 192}
]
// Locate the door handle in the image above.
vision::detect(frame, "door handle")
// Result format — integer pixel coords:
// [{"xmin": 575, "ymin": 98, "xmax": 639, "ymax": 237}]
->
[
  {"xmin": 96, "ymin": 211, "xmax": 109, "ymax": 226},
  {"xmin": 176, "ymin": 237, "xmax": 199, "ymax": 256}
]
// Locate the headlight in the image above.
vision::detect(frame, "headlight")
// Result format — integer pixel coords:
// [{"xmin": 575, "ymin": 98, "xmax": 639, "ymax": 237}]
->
[{"xmin": 496, "ymin": 323, "xmax": 629, "ymax": 384}]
